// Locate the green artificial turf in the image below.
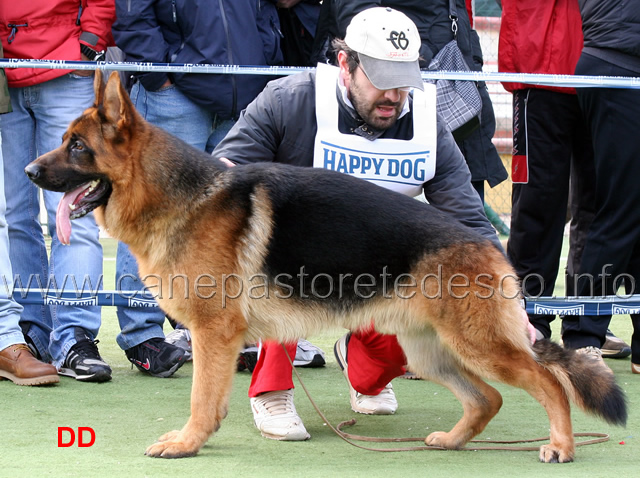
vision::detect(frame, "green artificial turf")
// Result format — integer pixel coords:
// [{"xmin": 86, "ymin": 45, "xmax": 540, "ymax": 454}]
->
[{"xmin": 1, "ymin": 238, "xmax": 637, "ymax": 477}]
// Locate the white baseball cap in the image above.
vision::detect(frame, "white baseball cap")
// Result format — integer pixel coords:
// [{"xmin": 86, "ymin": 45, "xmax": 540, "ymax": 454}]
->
[{"xmin": 344, "ymin": 7, "xmax": 424, "ymax": 91}]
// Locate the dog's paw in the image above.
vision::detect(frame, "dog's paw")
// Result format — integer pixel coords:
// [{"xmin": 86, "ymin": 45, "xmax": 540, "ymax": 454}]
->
[
  {"xmin": 145, "ymin": 436, "xmax": 199, "ymax": 459},
  {"xmin": 425, "ymin": 431, "xmax": 462, "ymax": 449},
  {"xmin": 158, "ymin": 430, "xmax": 181, "ymax": 442},
  {"xmin": 539, "ymin": 444, "xmax": 574, "ymax": 463}
]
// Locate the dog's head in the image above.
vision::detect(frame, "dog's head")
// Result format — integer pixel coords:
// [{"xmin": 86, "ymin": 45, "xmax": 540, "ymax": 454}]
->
[{"xmin": 25, "ymin": 70, "xmax": 139, "ymax": 244}]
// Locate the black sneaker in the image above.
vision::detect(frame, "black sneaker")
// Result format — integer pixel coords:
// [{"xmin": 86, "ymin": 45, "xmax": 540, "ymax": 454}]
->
[
  {"xmin": 125, "ymin": 338, "xmax": 186, "ymax": 378},
  {"xmin": 237, "ymin": 344, "xmax": 259, "ymax": 372},
  {"xmin": 59, "ymin": 330, "xmax": 112, "ymax": 382}
]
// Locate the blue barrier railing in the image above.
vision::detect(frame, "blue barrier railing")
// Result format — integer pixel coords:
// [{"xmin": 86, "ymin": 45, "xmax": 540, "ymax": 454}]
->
[
  {"xmin": 2, "ymin": 58, "xmax": 640, "ymax": 89},
  {"xmin": 11, "ymin": 290, "xmax": 157, "ymax": 308},
  {"xmin": 5, "ymin": 58, "xmax": 638, "ymax": 314},
  {"xmin": 8, "ymin": 289, "xmax": 640, "ymax": 315}
]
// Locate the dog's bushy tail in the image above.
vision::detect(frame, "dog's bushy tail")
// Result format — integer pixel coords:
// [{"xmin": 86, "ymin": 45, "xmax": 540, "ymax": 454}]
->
[{"xmin": 533, "ymin": 339, "xmax": 627, "ymax": 426}]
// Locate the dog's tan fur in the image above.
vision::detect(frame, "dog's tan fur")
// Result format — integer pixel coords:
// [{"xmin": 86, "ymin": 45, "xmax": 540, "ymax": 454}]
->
[{"xmin": 26, "ymin": 71, "xmax": 626, "ymax": 462}]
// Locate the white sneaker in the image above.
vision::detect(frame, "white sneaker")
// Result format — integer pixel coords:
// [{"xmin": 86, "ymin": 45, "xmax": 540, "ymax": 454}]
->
[
  {"xmin": 293, "ymin": 339, "xmax": 326, "ymax": 368},
  {"xmin": 237, "ymin": 344, "xmax": 259, "ymax": 372},
  {"xmin": 250, "ymin": 390, "xmax": 310, "ymax": 441},
  {"xmin": 333, "ymin": 333, "xmax": 398, "ymax": 415},
  {"xmin": 165, "ymin": 328, "xmax": 192, "ymax": 361},
  {"xmin": 351, "ymin": 382, "xmax": 398, "ymax": 415}
]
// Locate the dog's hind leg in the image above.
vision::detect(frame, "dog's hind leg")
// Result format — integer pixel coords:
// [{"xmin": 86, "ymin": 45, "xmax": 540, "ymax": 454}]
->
[
  {"xmin": 397, "ymin": 333, "xmax": 503, "ymax": 450},
  {"xmin": 439, "ymin": 327, "xmax": 575, "ymax": 462},
  {"xmin": 485, "ymin": 348, "xmax": 575, "ymax": 463},
  {"xmin": 145, "ymin": 317, "xmax": 246, "ymax": 458}
]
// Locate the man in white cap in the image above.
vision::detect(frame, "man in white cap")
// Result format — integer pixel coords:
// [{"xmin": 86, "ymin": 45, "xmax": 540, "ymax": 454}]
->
[{"xmin": 214, "ymin": 6, "xmax": 502, "ymax": 441}]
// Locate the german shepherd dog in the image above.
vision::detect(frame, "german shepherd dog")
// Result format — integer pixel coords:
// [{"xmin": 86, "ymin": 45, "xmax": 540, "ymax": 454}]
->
[{"xmin": 26, "ymin": 71, "xmax": 626, "ymax": 462}]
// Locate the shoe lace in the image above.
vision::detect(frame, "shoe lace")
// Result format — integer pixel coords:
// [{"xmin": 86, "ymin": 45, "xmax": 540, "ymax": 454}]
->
[
  {"xmin": 133, "ymin": 337, "xmax": 182, "ymax": 361},
  {"xmin": 356, "ymin": 383, "xmax": 394, "ymax": 401},
  {"xmin": 12, "ymin": 344, "xmax": 32, "ymax": 355},
  {"xmin": 71, "ymin": 338, "xmax": 101, "ymax": 358},
  {"xmin": 146, "ymin": 337, "xmax": 165, "ymax": 348},
  {"xmin": 129, "ymin": 338, "xmax": 164, "ymax": 362},
  {"xmin": 379, "ymin": 383, "xmax": 394, "ymax": 395},
  {"xmin": 257, "ymin": 392, "xmax": 296, "ymax": 415}
]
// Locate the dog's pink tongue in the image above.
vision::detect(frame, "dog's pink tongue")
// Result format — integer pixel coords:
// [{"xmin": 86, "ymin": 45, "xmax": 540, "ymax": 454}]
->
[{"xmin": 56, "ymin": 184, "xmax": 87, "ymax": 246}]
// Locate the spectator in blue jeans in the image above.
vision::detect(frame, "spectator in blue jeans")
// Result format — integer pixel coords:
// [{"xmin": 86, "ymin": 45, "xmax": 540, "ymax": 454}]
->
[
  {"xmin": 0, "ymin": 43, "xmax": 59, "ymax": 387},
  {"xmin": 112, "ymin": 0, "xmax": 285, "ymax": 373},
  {"xmin": 0, "ymin": 1, "xmax": 115, "ymax": 383},
  {"xmin": 0, "ymin": 140, "xmax": 60, "ymax": 386},
  {"xmin": 1, "ymin": 2, "xmax": 192, "ymax": 382}
]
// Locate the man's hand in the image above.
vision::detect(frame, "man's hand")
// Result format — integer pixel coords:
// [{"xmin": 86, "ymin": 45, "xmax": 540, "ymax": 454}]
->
[
  {"xmin": 219, "ymin": 157, "xmax": 236, "ymax": 168},
  {"xmin": 73, "ymin": 53, "xmax": 94, "ymax": 76}
]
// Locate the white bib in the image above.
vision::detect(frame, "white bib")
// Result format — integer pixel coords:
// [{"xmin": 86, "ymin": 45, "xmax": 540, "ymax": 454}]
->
[{"xmin": 313, "ymin": 63, "xmax": 437, "ymax": 197}]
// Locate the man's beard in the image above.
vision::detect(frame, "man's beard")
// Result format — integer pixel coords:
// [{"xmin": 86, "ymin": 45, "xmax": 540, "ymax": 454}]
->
[{"xmin": 349, "ymin": 83, "xmax": 402, "ymax": 131}]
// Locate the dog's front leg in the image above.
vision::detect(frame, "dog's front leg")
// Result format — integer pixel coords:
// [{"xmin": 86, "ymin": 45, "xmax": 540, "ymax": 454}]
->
[{"xmin": 145, "ymin": 320, "xmax": 245, "ymax": 458}]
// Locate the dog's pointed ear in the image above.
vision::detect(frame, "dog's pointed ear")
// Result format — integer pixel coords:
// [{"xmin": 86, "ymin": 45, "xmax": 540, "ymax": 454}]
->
[
  {"xmin": 93, "ymin": 69, "xmax": 105, "ymax": 106},
  {"xmin": 103, "ymin": 71, "xmax": 135, "ymax": 131}
]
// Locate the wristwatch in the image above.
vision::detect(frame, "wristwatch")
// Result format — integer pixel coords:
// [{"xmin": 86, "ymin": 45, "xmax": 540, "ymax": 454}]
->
[{"xmin": 80, "ymin": 44, "xmax": 106, "ymax": 61}]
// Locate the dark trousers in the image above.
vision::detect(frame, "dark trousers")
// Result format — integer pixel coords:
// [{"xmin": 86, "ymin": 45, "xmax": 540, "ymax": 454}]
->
[
  {"xmin": 507, "ymin": 88, "xmax": 596, "ymax": 338},
  {"xmin": 562, "ymin": 53, "xmax": 640, "ymax": 362}
]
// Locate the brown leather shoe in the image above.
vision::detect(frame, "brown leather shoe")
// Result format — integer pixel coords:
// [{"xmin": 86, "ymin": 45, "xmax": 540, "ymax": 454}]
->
[{"xmin": 0, "ymin": 344, "xmax": 59, "ymax": 386}]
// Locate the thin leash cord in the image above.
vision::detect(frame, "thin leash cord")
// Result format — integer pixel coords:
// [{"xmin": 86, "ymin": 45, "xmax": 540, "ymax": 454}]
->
[{"xmin": 283, "ymin": 344, "xmax": 610, "ymax": 452}]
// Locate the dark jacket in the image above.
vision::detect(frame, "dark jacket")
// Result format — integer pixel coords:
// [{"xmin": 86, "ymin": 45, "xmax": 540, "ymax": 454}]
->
[
  {"xmin": 578, "ymin": 0, "xmax": 640, "ymax": 73},
  {"xmin": 312, "ymin": 0, "xmax": 507, "ymax": 187},
  {"xmin": 112, "ymin": 0, "xmax": 284, "ymax": 119}
]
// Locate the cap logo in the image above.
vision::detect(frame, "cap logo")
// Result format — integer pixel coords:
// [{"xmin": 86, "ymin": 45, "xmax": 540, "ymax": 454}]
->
[{"xmin": 386, "ymin": 30, "xmax": 409, "ymax": 51}]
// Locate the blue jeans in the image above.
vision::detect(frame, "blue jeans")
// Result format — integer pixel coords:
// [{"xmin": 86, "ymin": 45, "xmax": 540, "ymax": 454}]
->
[
  {"xmin": 115, "ymin": 81, "xmax": 234, "ymax": 350},
  {"xmin": 0, "ymin": 135, "xmax": 26, "ymax": 353},
  {"xmin": 0, "ymin": 73, "xmax": 103, "ymax": 367}
]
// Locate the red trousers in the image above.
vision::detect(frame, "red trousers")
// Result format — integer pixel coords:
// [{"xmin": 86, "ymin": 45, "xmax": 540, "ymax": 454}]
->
[{"xmin": 248, "ymin": 325, "xmax": 407, "ymax": 397}]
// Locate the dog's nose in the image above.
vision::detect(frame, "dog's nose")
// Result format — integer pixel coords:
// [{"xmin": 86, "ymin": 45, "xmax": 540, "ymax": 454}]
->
[{"xmin": 24, "ymin": 163, "xmax": 41, "ymax": 181}]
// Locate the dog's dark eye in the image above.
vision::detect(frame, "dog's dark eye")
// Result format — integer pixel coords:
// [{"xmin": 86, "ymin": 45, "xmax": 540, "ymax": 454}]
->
[{"xmin": 72, "ymin": 141, "xmax": 84, "ymax": 151}]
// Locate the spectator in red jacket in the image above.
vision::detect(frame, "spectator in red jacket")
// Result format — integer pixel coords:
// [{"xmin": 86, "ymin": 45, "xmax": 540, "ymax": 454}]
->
[{"xmin": 498, "ymin": 0, "xmax": 629, "ymax": 360}]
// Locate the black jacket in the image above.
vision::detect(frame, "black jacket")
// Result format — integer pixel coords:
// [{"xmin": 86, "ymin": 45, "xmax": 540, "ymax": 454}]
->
[
  {"xmin": 579, "ymin": 0, "xmax": 640, "ymax": 73},
  {"xmin": 113, "ymin": 0, "xmax": 283, "ymax": 119}
]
